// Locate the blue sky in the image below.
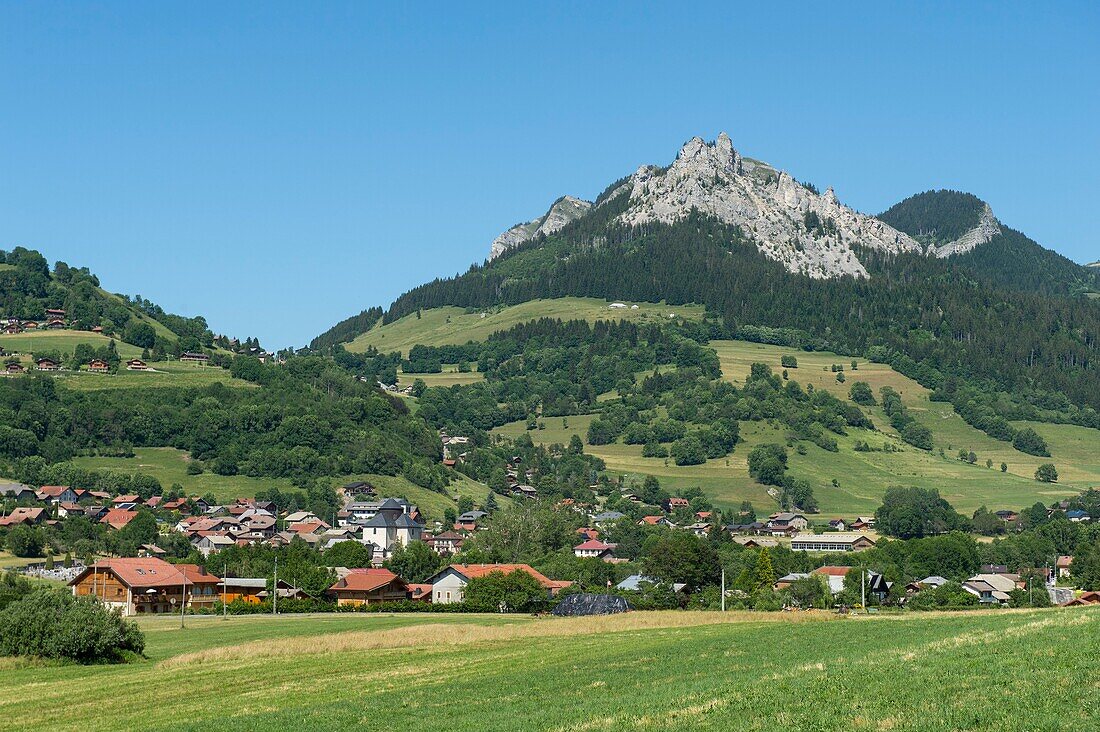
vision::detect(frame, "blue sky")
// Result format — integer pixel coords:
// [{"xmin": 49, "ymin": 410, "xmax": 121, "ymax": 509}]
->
[{"xmin": 1, "ymin": 2, "xmax": 1097, "ymax": 348}]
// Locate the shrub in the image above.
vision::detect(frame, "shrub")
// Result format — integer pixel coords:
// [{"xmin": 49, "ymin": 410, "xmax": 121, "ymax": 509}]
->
[
  {"xmin": 1012, "ymin": 428, "xmax": 1050, "ymax": 457},
  {"xmin": 1035, "ymin": 463, "xmax": 1058, "ymax": 483},
  {"xmin": 0, "ymin": 588, "xmax": 145, "ymax": 663}
]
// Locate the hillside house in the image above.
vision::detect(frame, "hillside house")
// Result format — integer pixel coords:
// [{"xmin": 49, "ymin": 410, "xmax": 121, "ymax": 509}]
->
[
  {"xmin": 1061, "ymin": 591, "xmax": 1100, "ymax": 607},
  {"xmin": 194, "ymin": 534, "xmax": 235, "ymax": 556},
  {"xmin": 962, "ymin": 573, "xmax": 1020, "ymax": 605},
  {"xmin": 36, "ymin": 357, "xmax": 59, "ymax": 371},
  {"xmin": 180, "ymin": 352, "xmax": 210, "ymax": 363},
  {"xmin": 44, "ymin": 308, "xmax": 66, "ymax": 318},
  {"xmin": 328, "ymin": 568, "xmax": 408, "ymax": 606},
  {"xmin": 0, "ymin": 483, "xmax": 36, "ymax": 501},
  {"xmin": 664, "ymin": 497, "xmax": 690, "ymax": 512},
  {"xmin": 5, "ymin": 362, "xmax": 25, "ymax": 373},
  {"xmin": 284, "ymin": 510, "xmax": 320, "ymax": 525},
  {"xmin": 454, "ymin": 510, "xmax": 488, "ymax": 531},
  {"xmin": 87, "ymin": 359, "xmax": 110, "ymax": 373},
  {"xmin": 591, "ymin": 511, "xmax": 625, "ymax": 525},
  {"xmin": 640, "ymin": 515, "xmax": 675, "ymax": 528},
  {"xmin": 767, "ymin": 512, "xmax": 810, "ymax": 531},
  {"xmin": 424, "ymin": 530, "xmax": 464, "ymax": 555},
  {"xmin": 0, "ymin": 507, "xmax": 48, "ymax": 527},
  {"xmin": 1056, "ymin": 555, "xmax": 1074, "ymax": 579},
  {"xmin": 45, "ymin": 319, "xmax": 66, "ymax": 330},
  {"xmin": 126, "ymin": 359, "xmax": 148, "ymax": 370},
  {"xmin": 100, "ymin": 509, "xmax": 139, "ymax": 530},
  {"xmin": 69, "ymin": 558, "xmax": 211, "ymax": 616},
  {"xmin": 828, "ymin": 519, "xmax": 847, "ymax": 531},
  {"xmin": 790, "ymin": 533, "xmax": 876, "ymax": 552},
  {"xmin": 426, "ymin": 563, "xmax": 571, "ymax": 605},
  {"xmin": 573, "ymin": 539, "xmax": 616, "ymax": 559}
]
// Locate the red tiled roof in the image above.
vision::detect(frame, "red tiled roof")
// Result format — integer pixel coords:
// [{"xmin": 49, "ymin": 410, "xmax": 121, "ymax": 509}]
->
[
  {"xmin": 176, "ymin": 564, "xmax": 222, "ymax": 585},
  {"xmin": 101, "ymin": 508, "xmax": 138, "ymax": 530},
  {"xmin": 641, "ymin": 516, "xmax": 663, "ymax": 525},
  {"xmin": 407, "ymin": 583, "xmax": 432, "ymax": 598},
  {"xmin": 444, "ymin": 563, "xmax": 564, "ymax": 590},
  {"xmin": 38, "ymin": 485, "xmax": 71, "ymax": 497},
  {"xmin": 330, "ymin": 568, "xmax": 404, "ymax": 593},
  {"xmin": 289, "ymin": 521, "xmax": 329, "ymax": 534},
  {"xmin": 574, "ymin": 539, "xmax": 615, "ymax": 551},
  {"xmin": 813, "ymin": 566, "xmax": 854, "ymax": 577},
  {"xmin": 71, "ymin": 558, "xmax": 189, "ymax": 589}
]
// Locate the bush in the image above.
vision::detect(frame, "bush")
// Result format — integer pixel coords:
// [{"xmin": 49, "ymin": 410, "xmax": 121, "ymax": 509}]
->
[
  {"xmin": 849, "ymin": 381, "xmax": 875, "ymax": 406},
  {"xmin": 0, "ymin": 588, "xmax": 145, "ymax": 663},
  {"xmin": 1012, "ymin": 428, "xmax": 1050, "ymax": 457},
  {"xmin": 5, "ymin": 525, "xmax": 45, "ymax": 558},
  {"xmin": 670, "ymin": 435, "xmax": 706, "ymax": 466},
  {"xmin": 780, "ymin": 355, "xmax": 798, "ymax": 368},
  {"xmin": 1035, "ymin": 463, "xmax": 1058, "ymax": 483}
]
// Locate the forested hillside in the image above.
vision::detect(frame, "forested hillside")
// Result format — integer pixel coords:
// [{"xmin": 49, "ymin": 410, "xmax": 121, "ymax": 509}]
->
[
  {"xmin": 880, "ymin": 190, "xmax": 1100, "ymax": 297},
  {"xmin": 361, "ymin": 198, "xmax": 1100, "ymax": 420}
]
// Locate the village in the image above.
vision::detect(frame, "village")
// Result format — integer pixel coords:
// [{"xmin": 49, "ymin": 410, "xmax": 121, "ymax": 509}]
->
[{"xmin": 3, "ymin": 430, "xmax": 1095, "ymax": 616}]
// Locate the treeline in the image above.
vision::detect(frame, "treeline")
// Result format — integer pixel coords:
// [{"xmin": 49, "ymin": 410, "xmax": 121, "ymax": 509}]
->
[
  {"xmin": 0, "ymin": 355, "xmax": 445, "ymax": 487},
  {"xmin": 310, "ymin": 306, "xmax": 383, "ymax": 351},
  {"xmin": 413, "ymin": 318, "xmax": 718, "ymax": 433}
]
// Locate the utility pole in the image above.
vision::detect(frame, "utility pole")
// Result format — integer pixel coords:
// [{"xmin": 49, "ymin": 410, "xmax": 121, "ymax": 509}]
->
[
  {"xmin": 273, "ymin": 556, "xmax": 278, "ymax": 616},
  {"xmin": 222, "ymin": 562, "xmax": 227, "ymax": 620},
  {"xmin": 180, "ymin": 575, "xmax": 187, "ymax": 629},
  {"xmin": 861, "ymin": 566, "xmax": 866, "ymax": 613},
  {"xmin": 721, "ymin": 568, "xmax": 726, "ymax": 612}
]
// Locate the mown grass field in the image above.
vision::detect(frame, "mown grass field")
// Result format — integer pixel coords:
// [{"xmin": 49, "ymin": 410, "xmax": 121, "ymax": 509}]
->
[
  {"xmin": 0, "ymin": 608, "xmax": 1096, "ymax": 731},
  {"xmin": 397, "ymin": 365, "xmax": 485, "ymax": 387},
  {"xmin": 57, "ymin": 360, "xmax": 256, "ymax": 391},
  {"xmin": 0, "ymin": 329, "xmax": 144, "ymax": 359},
  {"xmin": 70, "ymin": 447, "xmax": 497, "ymax": 517},
  {"xmin": 346, "ymin": 297, "xmax": 706, "ymax": 356}
]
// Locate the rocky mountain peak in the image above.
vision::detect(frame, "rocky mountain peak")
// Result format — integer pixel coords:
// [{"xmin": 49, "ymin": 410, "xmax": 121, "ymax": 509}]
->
[{"xmin": 616, "ymin": 133, "xmax": 923, "ymax": 278}]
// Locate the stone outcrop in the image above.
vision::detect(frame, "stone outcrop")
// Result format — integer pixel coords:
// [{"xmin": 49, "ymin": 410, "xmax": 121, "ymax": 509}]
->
[
  {"xmin": 614, "ymin": 133, "xmax": 923, "ymax": 278},
  {"xmin": 488, "ymin": 195, "xmax": 592, "ymax": 261},
  {"xmin": 934, "ymin": 203, "xmax": 1002, "ymax": 257}
]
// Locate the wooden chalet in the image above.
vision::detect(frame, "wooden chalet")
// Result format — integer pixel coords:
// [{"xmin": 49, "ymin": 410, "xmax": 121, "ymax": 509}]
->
[
  {"xmin": 69, "ymin": 558, "xmax": 218, "ymax": 616},
  {"xmin": 327, "ymin": 568, "xmax": 408, "ymax": 606}
]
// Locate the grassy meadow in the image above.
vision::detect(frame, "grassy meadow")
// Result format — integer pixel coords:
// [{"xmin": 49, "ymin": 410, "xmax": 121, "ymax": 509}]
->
[
  {"xmin": 70, "ymin": 447, "xmax": 496, "ymax": 517},
  {"xmin": 0, "ymin": 329, "xmax": 144, "ymax": 359},
  {"xmin": 347, "ymin": 297, "xmax": 706, "ymax": 356},
  {"xmin": 397, "ymin": 365, "xmax": 485, "ymax": 388},
  {"xmin": 491, "ymin": 339, "xmax": 1096, "ymax": 516},
  {"xmin": 0, "ymin": 608, "xmax": 1096, "ymax": 730},
  {"xmin": 58, "ymin": 360, "xmax": 256, "ymax": 391}
]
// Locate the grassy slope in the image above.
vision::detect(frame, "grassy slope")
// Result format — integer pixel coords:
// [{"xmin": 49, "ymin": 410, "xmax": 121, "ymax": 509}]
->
[
  {"xmin": 340, "ymin": 301, "xmax": 1095, "ymax": 515},
  {"xmin": 0, "ymin": 609, "xmax": 1096, "ymax": 731},
  {"xmin": 57, "ymin": 361, "xmax": 256, "ymax": 391},
  {"xmin": 71, "ymin": 448, "xmax": 498, "ymax": 519},
  {"xmin": 397, "ymin": 365, "xmax": 484, "ymax": 387},
  {"xmin": 346, "ymin": 297, "xmax": 706, "ymax": 356},
  {"xmin": 0, "ymin": 329, "xmax": 144, "ymax": 359},
  {"xmin": 496, "ymin": 340, "xmax": 1095, "ymax": 516}
]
